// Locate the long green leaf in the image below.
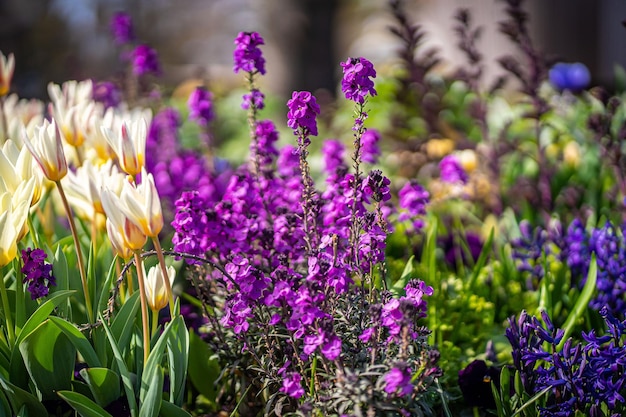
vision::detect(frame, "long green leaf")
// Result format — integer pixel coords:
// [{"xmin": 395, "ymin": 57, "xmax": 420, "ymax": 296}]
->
[
  {"xmin": 100, "ymin": 316, "xmax": 138, "ymax": 417},
  {"xmin": 139, "ymin": 364, "xmax": 163, "ymax": 417},
  {"xmin": 187, "ymin": 331, "xmax": 220, "ymax": 407},
  {"xmin": 159, "ymin": 400, "xmax": 192, "ymax": 417},
  {"xmin": 57, "ymin": 390, "xmax": 113, "ymax": 417},
  {"xmin": 512, "ymin": 385, "xmax": 552, "ymax": 417},
  {"xmin": 51, "ymin": 245, "xmax": 71, "ymax": 319},
  {"xmin": 111, "ymin": 291, "xmax": 141, "ymax": 351},
  {"xmin": 15, "ymin": 290, "xmax": 75, "ymax": 345},
  {"xmin": 390, "ymin": 255, "xmax": 415, "ymax": 296},
  {"xmin": 467, "ymin": 227, "xmax": 494, "ymax": 291},
  {"xmin": 80, "ymin": 367, "xmax": 120, "ymax": 408},
  {"xmin": 140, "ymin": 316, "xmax": 178, "ymax": 404},
  {"xmin": 0, "ymin": 373, "xmax": 48, "ymax": 416},
  {"xmin": 166, "ymin": 316, "xmax": 189, "ymax": 406},
  {"xmin": 49, "ymin": 316, "xmax": 101, "ymax": 368},
  {"xmin": 557, "ymin": 255, "xmax": 597, "ymax": 350}
]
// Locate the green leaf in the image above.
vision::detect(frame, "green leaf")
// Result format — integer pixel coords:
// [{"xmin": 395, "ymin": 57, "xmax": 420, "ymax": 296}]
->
[
  {"xmin": 97, "ymin": 255, "xmax": 120, "ymax": 315},
  {"xmin": 166, "ymin": 316, "xmax": 189, "ymax": 406},
  {"xmin": 512, "ymin": 385, "xmax": 551, "ymax": 417},
  {"xmin": 159, "ymin": 400, "xmax": 192, "ymax": 417},
  {"xmin": 0, "ymin": 373, "xmax": 47, "ymax": 416},
  {"xmin": 140, "ymin": 317, "xmax": 178, "ymax": 405},
  {"xmin": 188, "ymin": 330, "xmax": 220, "ymax": 407},
  {"xmin": 557, "ymin": 255, "xmax": 597, "ymax": 350},
  {"xmin": 15, "ymin": 290, "xmax": 75, "ymax": 345},
  {"xmin": 466, "ymin": 227, "xmax": 494, "ymax": 291},
  {"xmin": 99, "ymin": 316, "xmax": 138, "ymax": 417},
  {"xmin": 19, "ymin": 319, "xmax": 76, "ymax": 400},
  {"xmin": 49, "ymin": 316, "xmax": 101, "ymax": 368},
  {"xmin": 111, "ymin": 291, "xmax": 141, "ymax": 352},
  {"xmin": 51, "ymin": 245, "xmax": 71, "ymax": 319},
  {"xmin": 80, "ymin": 367, "xmax": 121, "ymax": 408},
  {"xmin": 57, "ymin": 390, "xmax": 113, "ymax": 417},
  {"xmin": 390, "ymin": 255, "xmax": 414, "ymax": 296},
  {"xmin": 139, "ymin": 364, "xmax": 163, "ymax": 417}
]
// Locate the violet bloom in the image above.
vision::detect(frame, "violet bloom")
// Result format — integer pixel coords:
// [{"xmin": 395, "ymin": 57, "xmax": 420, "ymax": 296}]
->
[
  {"xmin": 233, "ymin": 31, "xmax": 266, "ymax": 75},
  {"xmin": 241, "ymin": 88, "xmax": 265, "ymax": 110},
  {"xmin": 439, "ymin": 154, "xmax": 468, "ymax": 184},
  {"xmin": 92, "ymin": 81, "xmax": 121, "ymax": 109},
  {"xmin": 361, "ymin": 128, "xmax": 381, "ymax": 164},
  {"xmin": 280, "ymin": 372, "xmax": 304, "ymax": 399},
  {"xmin": 21, "ymin": 248, "xmax": 56, "ymax": 300},
  {"xmin": 110, "ymin": 12, "xmax": 134, "ymax": 45},
  {"xmin": 398, "ymin": 180, "xmax": 429, "ymax": 231},
  {"xmin": 383, "ymin": 366, "xmax": 413, "ymax": 397},
  {"xmin": 188, "ymin": 86, "xmax": 214, "ymax": 127},
  {"xmin": 340, "ymin": 57, "xmax": 377, "ymax": 104},
  {"xmin": 362, "ymin": 169, "xmax": 391, "ymax": 203},
  {"xmin": 131, "ymin": 44, "xmax": 160, "ymax": 76},
  {"xmin": 322, "ymin": 139, "xmax": 346, "ymax": 174},
  {"xmin": 286, "ymin": 91, "xmax": 321, "ymax": 136},
  {"xmin": 549, "ymin": 62, "xmax": 590, "ymax": 93}
]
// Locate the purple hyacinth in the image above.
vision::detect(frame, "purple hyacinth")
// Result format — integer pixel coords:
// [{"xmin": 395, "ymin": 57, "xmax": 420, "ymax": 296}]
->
[
  {"xmin": 188, "ymin": 86, "xmax": 214, "ymax": 127},
  {"xmin": 110, "ymin": 12, "xmax": 134, "ymax": 45},
  {"xmin": 241, "ymin": 88, "xmax": 265, "ymax": 110},
  {"xmin": 233, "ymin": 31, "xmax": 266, "ymax": 75},
  {"xmin": 286, "ymin": 91, "xmax": 321, "ymax": 137},
  {"xmin": 360, "ymin": 128, "xmax": 381, "ymax": 164},
  {"xmin": 92, "ymin": 81, "xmax": 121, "ymax": 109},
  {"xmin": 439, "ymin": 154, "xmax": 468, "ymax": 184},
  {"xmin": 340, "ymin": 57, "xmax": 377, "ymax": 104},
  {"xmin": 398, "ymin": 180, "xmax": 429, "ymax": 231},
  {"xmin": 21, "ymin": 248, "xmax": 56, "ymax": 300},
  {"xmin": 131, "ymin": 44, "xmax": 160, "ymax": 76}
]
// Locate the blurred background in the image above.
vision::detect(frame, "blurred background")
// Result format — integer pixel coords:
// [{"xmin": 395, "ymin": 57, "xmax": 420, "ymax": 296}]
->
[{"xmin": 1, "ymin": 0, "xmax": 626, "ymax": 101}]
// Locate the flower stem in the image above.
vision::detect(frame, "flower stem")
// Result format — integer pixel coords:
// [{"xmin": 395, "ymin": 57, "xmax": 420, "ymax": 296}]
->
[
  {"xmin": 134, "ymin": 251, "xmax": 151, "ymax": 365},
  {"xmin": 56, "ymin": 180, "xmax": 94, "ymax": 323},
  {"xmin": 151, "ymin": 237, "xmax": 175, "ymax": 318},
  {"xmin": 0, "ymin": 267, "xmax": 15, "ymax": 347}
]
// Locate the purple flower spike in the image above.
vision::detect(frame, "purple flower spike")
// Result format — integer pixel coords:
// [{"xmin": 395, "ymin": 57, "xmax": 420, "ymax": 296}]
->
[
  {"xmin": 384, "ymin": 366, "xmax": 413, "ymax": 397},
  {"xmin": 188, "ymin": 86, "xmax": 215, "ymax": 127},
  {"xmin": 241, "ymin": 88, "xmax": 265, "ymax": 110},
  {"xmin": 233, "ymin": 31, "xmax": 266, "ymax": 75},
  {"xmin": 361, "ymin": 129, "xmax": 381, "ymax": 164},
  {"xmin": 110, "ymin": 12, "xmax": 134, "ymax": 45},
  {"xmin": 21, "ymin": 248, "xmax": 56, "ymax": 300},
  {"xmin": 287, "ymin": 91, "xmax": 321, "ymax": 136},
  {"xmin": 340, "ymin": 57, "xmax": 377, "ymax": 104},
  {"xmin": 131, "ymin": 44, "xmax": 161, "ymax": 76},
  {"xmin": 92, "ymin": 81, "xmax": 121, "ymax": 109}
]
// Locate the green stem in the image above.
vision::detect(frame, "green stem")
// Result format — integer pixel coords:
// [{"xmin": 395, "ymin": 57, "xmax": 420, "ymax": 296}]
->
[
  {"xmin": 56, "ymin": 181, "xmax": 94, "ymax": 323},
  {"xmin": 0, "ymin": 267, "xmax": 15, "ymax": 347},
  {"xmin": 151, "ymin": 237, "xmax": 175, "ymax": 318},
  {"xmin": 309, "ymin": 355, "xmax": 317, "ymax": 398},
  {"xmin": 134, "ymin": 251, "xmax": 151, "ymax": 365},
  {"xmin": 27, "ymin": 215, "xmax": 41, "ymax": 249},
  {"xmin": 151, "ymin": 309, "xmax": 159, "ymax": 339},
  {"xmin": 13, "ymin": 258, "xmax": 25, "ymax": 331}
]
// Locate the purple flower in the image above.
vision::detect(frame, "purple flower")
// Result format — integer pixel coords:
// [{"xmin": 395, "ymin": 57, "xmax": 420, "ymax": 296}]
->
[
  {"xmin": 439, "ymin": 154, "xmax": 468, "ymax": 184},
  {"xmin": 110, "ymin": 12, "xmax": 134, "ymax": 45},
  {"xmin": 458, "ymin": 360, "xmax": 500, "ymax": 408},
  {"xmin": 321, "ymin": 335, "xmax": 342, "ymax": 360},
  {"xmin": 131, "ymin": 44, "xmax": 160, "ymax": 76},
  {"xmin": 362, "ymin": 169, "xmax": 391, "ymax": 203},
  {"xmin": 286, "ymin": 91, "xmax": 321, "ymax": 136},
  {"xmin": 21, "ymin": 248, "xmax": 56, "ymax": 300},
  {"xmin": 322, "ymin": 140, "xmax": 346, "ymax": 174},
  {"xmin": 252, "ymin": 119, "xmax": 279, "ymax": 169},
  {"xmin": 280, "ymin": 372, "xmax": 304, "ymax": 399},
  {"xmin": 92, "ymin": 81, "xmax": 121, "ymax": 109},
  {"xmin": 340, "ymin": 57, "xmax": 377, "ymax": 104},
  {"xmin": 384, "ymin": 366, "xmax": 413, "ymax": 397},
  {"xmin": 361, "ymin": 129, "xmax": 381, "ymax": 164},
  {"xmin": 188, "ymin": 86, "xmax": 214, "ymax": 126},
  {"xmin": 233, "ymin": 31, "xmax": 266, "ymax": 75},
  {"xmin": 549, "ymin": 62, "xmax": 590, "ymax": 93},
  {"xmin": 398, "ymin": 180, "xmax": 429, "ymax": 231},
  {"xmin": 241, "ymin": 89, "xmax": 265, "ymax": 110}
]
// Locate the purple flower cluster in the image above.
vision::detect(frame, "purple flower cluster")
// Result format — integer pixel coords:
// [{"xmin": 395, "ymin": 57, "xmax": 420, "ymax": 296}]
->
[
  {"xmin": 340, "ymin": 57, "xmax": 377, "ymax": 104},
  {"xmin": 439, "ymin": 154, "xmax": 468, "ymax": 184},
  {"xmin": 507, "ymin": 308, "xmax": 626, "ymax": 416},
  {"xmin": 233, "ymin": 31, "xmax": 266, "ymax": 75},
  {"xmin": 287, "ymin": 91, "xmax": 321, "ymax": 137},
  {"xmin": 188, "ymin": 86, "xmax": 214, "ymax": 127},
  {"xmin": 360, "ymin": 128, "xmax": 382, "ymax": 164},
  {"xmin": 110, "ymin": 12, "xmax": 134, "ymax": 45},
  {"xmin": 131, "ymin": 44, "xmax": 160, "ymax": 76},
  {"xmin": 21, "ymin": 248, "xmax": 56, "ymax": 300},
  {"xmin": 92, "ymin": 81, "xmax": 122, "ymax": 109},
  {"xmin": 241, "ymin": 88, "xmax": 265, "ymax": 111},
  {"xmin": 398, "ymin": 180, "xmax": 429, "ymax": 232}
]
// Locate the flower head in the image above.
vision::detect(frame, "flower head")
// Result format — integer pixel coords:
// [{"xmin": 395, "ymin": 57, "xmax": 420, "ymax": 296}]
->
[
  {"xmin": 0, "ymin": 182, "xmax": 33, "ymax": 267},
  {"xmin": 22, "ymin": 119, "xmax": 68, "ymax": 182},
  {"xmin": 21, "ymin": 248, "xmax": 56, "ymax": 300},
  {"xmin": 241, "ymin": 88, "xmax": 265, "ymax": 110},
  {"xmin": 439, "ymin": 154, "xmax": 468, "ymax": 184},
  {"xmin": 286, "ymin": 91, "xmax": 321, "ymax": 136},
  {"xmin": 0, "ymin": 51, "xmax": 15, "ymax": 97},
  {"xmin": 384, "ymin": 365, "xmax": 413, "ymax": 397},
  {"xmin": 131, "ymin": 44, "xmax": 160, "ymax": 76},
  {"xmin": 102, "ymin": 117, "xmax": 148, "ymax": 177},
  {"xmin": 549, "ymin": 62, "xmax": 590, "ymax": 92},
  {"xmin": 361, "ymin": 129, "xmax": 381, "ymax": 164},
  {"xmin": 118, "ymin": 168, "xmax": 164, "ymax": 237},
  {"xmin": 187, "ymin": 86, "xmax": 214, "ymax": 127},
  {"xmin": 110, "ymin": 12, "xmax": 134, "ymax": 45},
  {"xmin": 233, "ymin": 31, "xmax": 266, "ymax": 75},
  {"xmin": 145, "ymin": 264, "xmax": 175, "ymax": 311},
  {"xmin": 101, "ymin": 187, "xmax": 147, "ymax": 252},
  {"xmin": 92, "ymin": 81, "xmax": 122, "ymax": 109},
  {"xmin": 340, "ymin": 57, "xmax": 377, "ymax": 104}
]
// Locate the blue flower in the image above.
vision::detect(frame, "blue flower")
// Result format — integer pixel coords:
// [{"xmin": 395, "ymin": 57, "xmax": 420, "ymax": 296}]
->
[{"xmin": 549, "ymin": 62, "xmax": 590, "ymax": 92}]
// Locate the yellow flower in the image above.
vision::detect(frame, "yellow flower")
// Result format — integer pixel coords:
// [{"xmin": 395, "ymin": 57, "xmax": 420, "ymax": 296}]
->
[
  {"xmin": 106, "ymin": 218, "xmax": 133, "ymax": 260},
  {"xmin": 101, "ymin": 187, "xmax": 147, "ymax": 252},
  {"xmin": 0, "ymin": 179, "xmax": 34, "ymax": 267},
  {"xmin": 145, "ymin": 264, "xmax": 175, "ymax": 311},
  {"xmin": 563, "ymin": 141, "xmax": 581, "ymax": 168},
  {"xmin": 22, "ymin": 119, "xmax": 68, "ymax": 182},
  {"xmin": 118, "ymin": 168, "xmax": 163, "ymax": 238},
  {"xmin": 425, "ymin": 138, "xmax": 455, "ymax": 159},
  {"xmin": 101, "ymin": 118, "xmax": 147, "ymax": 177},
  {"xmin": 0, "ymin": 52, "xmax": 15, "ymax": 97},
  {"xmin": 457, "ymin": 149, "xmax": 478, "ymax": 173},
  {"xmin": 0, "ymin": 140, "xmax": 44, "ymax": 206}
]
